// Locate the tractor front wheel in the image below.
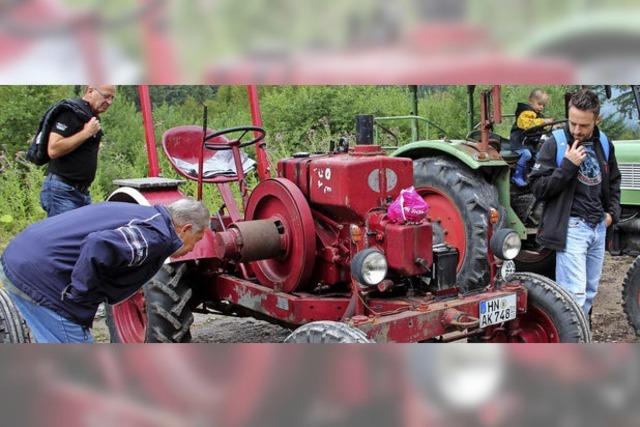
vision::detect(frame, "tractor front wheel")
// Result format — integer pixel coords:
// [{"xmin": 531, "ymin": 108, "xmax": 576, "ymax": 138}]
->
[
  {"xmin": 284, "ymin": 321, "xmax": 373, "ymax": 343},
  {"xmin": 107, "ymin": 263, "xmax": 194, "ymax": 343},
  {"xmin": 515, "ymin": 245, "xmax": 556, "ymax": 280},
  {"xmin": 622, "ymin": 256, "xmax": 640, "ymax": 336},
  {"xmin": 482, "ymin": 272, "xmax": 591, "ymax": 343}
]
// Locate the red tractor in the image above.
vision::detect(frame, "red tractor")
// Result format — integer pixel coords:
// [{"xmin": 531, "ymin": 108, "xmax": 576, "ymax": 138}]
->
[{"xmin": 104, "ymin": 86, "xmax": 590, "ymax": 343}]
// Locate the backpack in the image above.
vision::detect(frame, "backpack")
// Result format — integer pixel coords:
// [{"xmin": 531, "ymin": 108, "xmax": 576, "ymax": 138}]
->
[
  {"xmin": 552, "ymin": 128, "xmax": 610, "ymax": 168},
  {"xmin": 26, "ymin": 99, "xmax": 93, "ymax": 165}
]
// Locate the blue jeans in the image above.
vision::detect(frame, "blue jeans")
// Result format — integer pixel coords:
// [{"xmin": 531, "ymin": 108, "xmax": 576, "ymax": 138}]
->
[
  {"xmin": 514, "ymin": 148, "xmax": 532, "ymax": 166},
  {"xmin": 0, "ymin": 263, "xmax": 92, "ymax": 343},
  {"xmin": 40, "ymin": 174, "xmax": 91, "ymax": 217},
  {"xmin": 556, "ymin": 216, "xmax": 607, "ymax": 316}
]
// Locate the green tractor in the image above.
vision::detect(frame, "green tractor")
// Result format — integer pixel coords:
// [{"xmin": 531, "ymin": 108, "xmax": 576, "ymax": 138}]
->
[
  {"xmin": 612, "ymin": 86, "xmax": 640, "ymax": 334},
  {"xmin": 381, "ymin": 85, "xmax": 640, "ymax": 334}
]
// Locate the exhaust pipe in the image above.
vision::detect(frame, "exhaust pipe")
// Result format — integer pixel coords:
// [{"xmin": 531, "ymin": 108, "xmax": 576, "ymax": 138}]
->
[{"xmin": 355, "ymin": 115, "xmax": 374, "ymax": 146}]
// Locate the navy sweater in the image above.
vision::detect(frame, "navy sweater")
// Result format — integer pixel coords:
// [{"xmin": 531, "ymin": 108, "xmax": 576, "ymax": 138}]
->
[{"xmin": 1, "ymin": 202, "xmax": 183, "ymax": 326}]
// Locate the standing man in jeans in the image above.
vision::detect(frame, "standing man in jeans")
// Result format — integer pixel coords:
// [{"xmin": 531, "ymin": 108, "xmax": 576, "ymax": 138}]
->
[
  {"xmin": 529, "ymin": 89, "xmax": 621, "ymax": 319},
  {"xmin": 41, "ymin": 85, "xmax": 116, "ymax": 217}
]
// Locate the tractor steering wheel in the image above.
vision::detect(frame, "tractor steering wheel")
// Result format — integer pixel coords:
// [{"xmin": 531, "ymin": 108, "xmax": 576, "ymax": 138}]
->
[
  {"xmin": 522, "ymin": 119, "xmax": 567, "ymax": 138},
  {"xmin": 521, "ymin": 119, "xmax": 567, "ymax": 152},
  {"xmin": 204, "ymin": 126, "xmax": 266, "ymax": 151}
]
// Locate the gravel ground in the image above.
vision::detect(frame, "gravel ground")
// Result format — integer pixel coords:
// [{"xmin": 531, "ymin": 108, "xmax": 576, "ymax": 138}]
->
[
  {"xmin": 94, "ymin": 253, "xmax": 640, "ymax": 343},
  {"xmin": 591, "ymin": 254, "xmax": 639, "ymax": 343}
]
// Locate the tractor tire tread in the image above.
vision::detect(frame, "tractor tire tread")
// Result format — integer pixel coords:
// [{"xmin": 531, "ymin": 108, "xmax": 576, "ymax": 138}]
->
[
  {"xmin": 512, "ymin": 272, "xmax": 591, "ymax": 343},
  {"xmin": 144, "ymin": 266, "xmax": 194, "ymax": 343},
  {"xmin": 284, "ymin": 321, "xmax": 373, "ymax": 343},
  {"xmin": 414, "ymin": 156, "xmax": 504, "ymax": 292},
  {"xmin": 107, "ymin": 263, "xmax": 194, "ymax": 343},
  {"xmin": 622, "ymin": 256, "xmax": 640, "ymax": 336},
  {"xmin": 0, "ymin": 288, "xmax": 31, "ymax": 343}
]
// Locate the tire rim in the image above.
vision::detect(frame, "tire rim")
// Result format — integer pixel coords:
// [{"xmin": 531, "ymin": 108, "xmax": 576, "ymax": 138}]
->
[
  {"xmin": 112, "ymin": 290, "xmax": 147, "ymax": 343},
  {"xmin": 511, "ymin": 305, "xmax": 560, "ymax": 343},
  {"xmin": 417, "ymin": 186, "xmax": 467, "ymax": 271}
]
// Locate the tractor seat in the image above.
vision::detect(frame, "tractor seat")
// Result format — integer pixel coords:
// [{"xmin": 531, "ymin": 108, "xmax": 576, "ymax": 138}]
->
[
  {"xmin": 162, "ymin": 126, "xmax": 256, "ymax": 182},
  {"xmin": 467, "ymin": 130, "xmax": 520, "ymax": 163},
  {"xmin": 499, "ymin": 149, "xmax": 521, "ymax": 166},
  {"xmin": 466, "ymin": 130, "xmax": 508, "ymax": 152}
]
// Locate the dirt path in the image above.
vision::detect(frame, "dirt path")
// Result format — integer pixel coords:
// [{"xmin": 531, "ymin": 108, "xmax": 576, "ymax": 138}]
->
[
  {"xmin": 592, "ymin": 254, "xmax": 639, "ymax": 343},
  {"xmin": 94, "ymin": 253, "xmax": 640, "ymax": 343}
]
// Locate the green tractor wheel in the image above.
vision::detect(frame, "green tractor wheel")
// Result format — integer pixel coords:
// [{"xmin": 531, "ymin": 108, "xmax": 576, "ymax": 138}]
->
[
  {"xmin": 413, "ymin": 156, "xmax": 505, "ymax": 293},
  {"xmin": 510, "ymin": 189, "xmax": 556, "ymax": 279},
  {"xmin": 514, "ymin": 246, "xmax": 556, "ymax": 280},
  {"xmin": 623, "ymin": 256, "xmax": 640, "ymax": 336}
]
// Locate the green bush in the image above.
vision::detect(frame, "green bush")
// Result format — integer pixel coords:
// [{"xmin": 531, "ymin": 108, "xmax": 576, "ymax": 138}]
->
[
  {"xmin": 0, "ymin": 84, "xmax": 635, "ymax": 250},
  {"xmin": 0, "ymin": 86, "xmax": 75, "ymax": 158},
  {"xmin": 0, "ymin": 157, "xmax": 46, "ymax": 248}
]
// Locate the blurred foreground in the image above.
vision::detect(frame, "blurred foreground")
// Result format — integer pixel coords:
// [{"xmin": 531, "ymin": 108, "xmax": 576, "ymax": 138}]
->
[
  {"xmin": 2, "ymin": 0, "xmax": 640, "ymax": 83},
  {"xmin": 1, "ymin": 344, "xmax": 639, "ymax": 427}
]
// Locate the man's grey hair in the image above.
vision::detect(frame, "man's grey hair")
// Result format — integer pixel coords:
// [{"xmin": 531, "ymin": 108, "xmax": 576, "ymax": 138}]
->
[
  {"xmin": 167, "ymin": 198, "xmax": 210, "ymax": 233},
  {"xmin": 569, "ymin": 89, "xmax": 600, "ymax": 117}
]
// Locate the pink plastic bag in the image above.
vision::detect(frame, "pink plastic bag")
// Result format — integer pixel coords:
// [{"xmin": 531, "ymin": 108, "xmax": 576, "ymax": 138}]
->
[{"xmin": 387, "ymin": 186, "xmax": 429, "ymax": 223}]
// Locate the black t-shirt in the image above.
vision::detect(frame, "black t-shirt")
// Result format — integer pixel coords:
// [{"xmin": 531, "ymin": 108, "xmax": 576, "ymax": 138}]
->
[
  {"xmin": 47, "ymin": 100, "xmax": 101, "ymax": 186},
  {"xmin": 570, "ymin": 141, "xmax": 604, "ymax": 225}
]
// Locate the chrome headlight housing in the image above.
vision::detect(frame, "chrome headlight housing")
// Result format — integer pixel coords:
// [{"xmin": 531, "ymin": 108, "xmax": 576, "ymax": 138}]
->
[
  {"xmin": 351, "ymin": 248, "xmax": 388, "ymax": 286},
  {"xmin": 490, "ymin": 228, "xmax": 521, "ymax": 260}
]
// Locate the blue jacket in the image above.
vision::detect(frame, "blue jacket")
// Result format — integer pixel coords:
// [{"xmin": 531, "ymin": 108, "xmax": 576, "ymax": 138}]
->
[{"xmin": 1, "ymin": 202, "xmax": 183, "ymax": 327}]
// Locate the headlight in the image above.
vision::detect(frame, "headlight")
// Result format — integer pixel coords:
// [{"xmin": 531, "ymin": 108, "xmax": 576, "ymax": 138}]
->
[
  {"xmin": 490, "ymin": 228, "xmax": 521, "ymax": 260},
  {"xmin": 351, "ymin": 249, "xmax": 388, "ymax": 286}
]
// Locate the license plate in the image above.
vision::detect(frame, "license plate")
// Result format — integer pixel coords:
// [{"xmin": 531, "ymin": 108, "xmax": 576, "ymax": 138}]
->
[{"xmin": 479, "ymin": 294, "xmax": 517, "ymax": 328}]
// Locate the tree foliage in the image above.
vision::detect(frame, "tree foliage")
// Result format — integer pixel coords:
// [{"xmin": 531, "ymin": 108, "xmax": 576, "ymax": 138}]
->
[
  {"xmin": 0, "ymin": 84, "xmax": 637, "ymax": 248},
  {"xmin": 0, "ymin": 86, "xmax": 74, "ymax": 157}
]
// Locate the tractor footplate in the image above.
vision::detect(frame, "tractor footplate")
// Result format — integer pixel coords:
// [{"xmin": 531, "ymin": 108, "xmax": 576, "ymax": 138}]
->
[{"xmin": 112, "ymin": 177, "xmax": 185, "ymax": 189}]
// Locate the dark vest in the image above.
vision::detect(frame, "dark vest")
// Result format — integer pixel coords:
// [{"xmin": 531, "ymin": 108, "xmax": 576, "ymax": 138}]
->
[{"xmin": 510, "ymin": 103, "xmax": 545, "ymax": 150}]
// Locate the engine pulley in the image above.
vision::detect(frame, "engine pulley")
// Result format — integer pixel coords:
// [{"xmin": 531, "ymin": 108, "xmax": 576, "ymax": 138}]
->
[{"xmin": 244, "ymin": 178, "xmax": 316, "ymax": 292}]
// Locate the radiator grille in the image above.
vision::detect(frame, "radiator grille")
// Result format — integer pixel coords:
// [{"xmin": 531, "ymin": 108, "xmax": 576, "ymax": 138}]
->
[{"xmin": 619, "ymin": 163, "xmax": 640, "ymax": 189}]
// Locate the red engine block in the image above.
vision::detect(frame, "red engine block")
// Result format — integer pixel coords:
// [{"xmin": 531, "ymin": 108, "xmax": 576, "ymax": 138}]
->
[
  {"xmin": 278, "ymin": 145, "xmax": 413, "ymax": 222},
  {"xmin": 277, "ymin": 145, "xmax": 432, "ymax": 289}
]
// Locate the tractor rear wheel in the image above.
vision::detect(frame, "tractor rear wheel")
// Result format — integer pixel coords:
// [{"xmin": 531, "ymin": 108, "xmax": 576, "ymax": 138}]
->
[
  {"xmin": 515, "ymin": 245, "xmax": 556, "ymax": 280},
  {"xmin": 622, "ymin": 256, "xmax": 640, "ymax": 336},
  {"xmin": 284, "ymin": 321, "xmax": 373, "ymax": 343},
  {"xmin": 510, "ymin": 190, "xmax": 556, "ymax": 279},
  {"xmin": 481, "ymin": 272, "xmax": 591, "ymax": 343},
  {"xmin": 107, "ymin": 263, "xmax": 194, "ymax": 343},
  {"xmin": 413, "ymin": 156, "xmax": 504, "ymax": 293},
  {"xmin": 0, "ymin": 288, "xmax": 31, "ymax": 343}
]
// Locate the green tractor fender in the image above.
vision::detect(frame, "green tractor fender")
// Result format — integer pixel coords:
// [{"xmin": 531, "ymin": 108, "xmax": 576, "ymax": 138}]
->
[
  {"xmin": 390, "ymin": 140, "xmax": 527, "ymax": 239},
  {"xmin": 390, "ymin": 140, "xmax": 506, "ymax": 168}
]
